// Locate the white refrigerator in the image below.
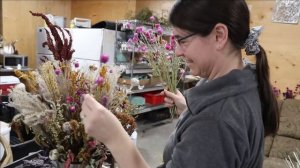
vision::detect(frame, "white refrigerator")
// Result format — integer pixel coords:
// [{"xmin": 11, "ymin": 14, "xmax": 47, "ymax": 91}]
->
[{"xmin": 36, "ymin": 27, "xmax": 116, "ymax": 68}]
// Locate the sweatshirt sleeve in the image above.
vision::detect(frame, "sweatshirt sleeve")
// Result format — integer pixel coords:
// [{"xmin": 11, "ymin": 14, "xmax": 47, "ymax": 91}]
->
[{"xmin": 165, "ymin": 118, "xmax": 247, "ymax": 168}]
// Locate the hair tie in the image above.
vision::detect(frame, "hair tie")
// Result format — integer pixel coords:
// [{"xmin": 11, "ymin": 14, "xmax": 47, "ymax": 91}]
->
[{"xmin": 244, "ymin": 26, "xmax": 263, "ymax": 55}]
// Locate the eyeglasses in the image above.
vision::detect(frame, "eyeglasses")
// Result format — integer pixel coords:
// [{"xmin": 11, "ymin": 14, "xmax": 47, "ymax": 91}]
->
[{"xmin": 175, "ymin": 33, "xmax": 197, "ymax": 50}]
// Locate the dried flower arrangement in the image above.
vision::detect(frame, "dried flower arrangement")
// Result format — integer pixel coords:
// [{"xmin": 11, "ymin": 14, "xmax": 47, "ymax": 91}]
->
[
  {"xmin": 273, "ymin": 81, "xmax": 300, "ymax": 100},
  {"xmin": 8, "ymin": 11, "xmax": 136, "ymax": 167},
  {"xmin": 123, "ymin": 17, "xmax": 184, "ymax": 117}
]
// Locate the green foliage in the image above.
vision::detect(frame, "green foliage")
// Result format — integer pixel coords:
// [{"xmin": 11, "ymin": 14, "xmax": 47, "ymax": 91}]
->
[{"xmin": 135, "ymin": 8, "xmax": 153, "ymax": 22}]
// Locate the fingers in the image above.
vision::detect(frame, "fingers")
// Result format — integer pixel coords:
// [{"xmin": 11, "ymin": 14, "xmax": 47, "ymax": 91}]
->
[
  {"xmin": 164, "ymin": 96, "xmax": 174, "ymax": 103},
  {"xmin": 175, "ymin": 89, "xmax": 184, "ymax": 96},
  {"xmin": 163, "ymin": 89, "xmax": 177, "ymax": 99}
]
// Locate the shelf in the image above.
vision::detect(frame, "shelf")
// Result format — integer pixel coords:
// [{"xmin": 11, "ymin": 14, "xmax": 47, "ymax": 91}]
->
[
  {"xmin": 136, "ymin": 104, "xmax": 167, "ymax": 114},
  {"xmin": 120, "ymin": 49, "xmax": 147, "ymax": 53},
  {"xmin": 125, "ymin": 68, "xmax": 152, "ymax": 74},
  {"xmin": 129, "ymin": 85, "xmax": 164, "ymax": 94}
]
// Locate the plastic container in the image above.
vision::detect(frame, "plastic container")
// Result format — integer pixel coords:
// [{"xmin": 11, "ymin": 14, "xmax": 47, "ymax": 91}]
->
[
  {"xmin": 0, "ymin": 121, "xmax": 11, "ymax": 144},
  {"xmin": 144, "ymin": 93, "xmax": 165, "ymax": 105}
]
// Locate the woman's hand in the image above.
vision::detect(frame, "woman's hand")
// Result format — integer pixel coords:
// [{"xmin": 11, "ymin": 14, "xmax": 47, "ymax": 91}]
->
[
  {"xmin": 80, "ymin": 94, "xmax": 125, "ymax": 145},
  {"xmin": 80, "ymin": 94, "xmax": 149, "ymax": 168},
  {"xmin": 162, "ymin": 89, "xmax": 187, "ymax": 115}
]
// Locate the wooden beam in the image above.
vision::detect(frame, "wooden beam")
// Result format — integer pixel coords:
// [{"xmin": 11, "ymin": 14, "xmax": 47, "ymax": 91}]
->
[{"xmin": 0, "ymin": 0, "xmax": 2, "ymax": 34}]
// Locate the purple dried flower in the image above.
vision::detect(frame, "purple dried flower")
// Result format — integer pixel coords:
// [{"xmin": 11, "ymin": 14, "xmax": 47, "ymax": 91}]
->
[
  {"xmin": 101, "ymin": 96, "xmax": 108, "ymax": 107},
  {"xmin": 95, "ymin": 76, "xmax": 104, "ymax": 85},
  {"xmin": 74, "ymin": 61, "xmax": 79, "ymax": 68},
  {"xmin": 69, "ymin": 106, "xmax": 76, "ymax": 112},
  {"xmin": 55, "ymin": 68, "xmax": 62, "ymax": 75},
  {"xmin": 76, "ymin": 90, "xmax": 83, "ymax": 96},
  {"xmin": 100, "ymin": 54, "xmax": 109, "ymax": 63}
]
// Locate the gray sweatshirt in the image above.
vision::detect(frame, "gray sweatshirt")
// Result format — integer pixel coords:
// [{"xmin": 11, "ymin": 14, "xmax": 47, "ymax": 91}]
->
[{"xmin": 161, "ymin": 67, "xmax": 264, "ymax": 168}]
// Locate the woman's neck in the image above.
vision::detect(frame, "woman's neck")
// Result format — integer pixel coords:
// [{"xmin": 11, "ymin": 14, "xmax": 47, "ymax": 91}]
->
[{"xmin": 208, "ymin": 49, "xmax": 243, "ymax": 80}]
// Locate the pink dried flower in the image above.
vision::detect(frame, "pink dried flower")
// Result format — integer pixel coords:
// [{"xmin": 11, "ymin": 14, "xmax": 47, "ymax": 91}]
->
[
  {"xmin": 95, "ymin": 76, "xmax": 104, "ymax": 85},
  {"xmin": 132, "ymin": 37, "xmax": 139, "ymax": 43},
  {"xmin": 157, "ymin": 27, "xmax": 163, "ymax": 35},
  {"xmin": 100, "ymin": 54, "xmax": 109, "ymax": 63},
  {"xmin": 135, "ymin": 26, "xmax": 144, "ymax": 33},
  {"xmin": 165, "ymin": 43, "xmax": 172, "ymax": 51},
  {"xmin": 66, "ymin": 96, "xmax": 73, "ymax": 103},
  {"xmin": 127, "ymin": 38, "xmax": 133, "ymax": 44},
  {"xmin": 147, "ymin": 29, "xmax": 153, "ymax": 35},
  {"xmin": 154, "ymin": 24, "xmax": 160, "ymax": 29},
  {"xmin": 149, "ymin": 38, "xmax": 156, "ymax": 44},
  {"xmin": 140, "ymin": 45, "xmax": 147, "ymax": 52},
  {"xmin": 149, "ymin": 16, "xmax": 156, "ymax": 22}
]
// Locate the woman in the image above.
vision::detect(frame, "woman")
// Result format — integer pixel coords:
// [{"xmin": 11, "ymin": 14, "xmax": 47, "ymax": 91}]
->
[{"xmin": 80, "ymin": 0, "xmax": 279, "ymax": 167}]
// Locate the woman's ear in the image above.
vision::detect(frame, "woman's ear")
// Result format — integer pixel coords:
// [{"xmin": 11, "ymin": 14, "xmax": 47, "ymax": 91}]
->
[{"xmin": 213, "ymin": 23, "xmax": 228, "ymax": 50}]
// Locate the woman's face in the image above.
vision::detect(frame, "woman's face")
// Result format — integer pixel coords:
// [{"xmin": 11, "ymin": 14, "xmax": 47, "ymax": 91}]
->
[{"xmin": 173, "ymin": 27, "xmax": 216, "ymax": 78}]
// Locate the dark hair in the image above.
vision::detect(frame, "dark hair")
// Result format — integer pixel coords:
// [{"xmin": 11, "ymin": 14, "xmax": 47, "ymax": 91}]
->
[{"xmin": 169, "ymin": 0, "xmax": 279, "ymax": 136}]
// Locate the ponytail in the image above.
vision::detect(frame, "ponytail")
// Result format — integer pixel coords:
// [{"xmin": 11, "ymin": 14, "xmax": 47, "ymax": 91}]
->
[{"xmin": 255, "ymin": 45, "xmax": 280, "ymax": 136}]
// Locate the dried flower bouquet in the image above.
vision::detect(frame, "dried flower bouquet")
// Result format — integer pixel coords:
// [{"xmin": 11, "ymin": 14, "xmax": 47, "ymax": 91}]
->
[
  {"xmin": 124, "ymin": 18, "xmax": 184, "ymax": 117},
  {"xmin": 8, "ymin": 11, "xmax": 136, "ymax": 167}
]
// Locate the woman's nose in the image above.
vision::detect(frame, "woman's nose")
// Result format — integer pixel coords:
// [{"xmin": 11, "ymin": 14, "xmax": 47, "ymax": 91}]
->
[{"xmin": 175, "ymin": 46, "xmax": 184, "ymax": 57}]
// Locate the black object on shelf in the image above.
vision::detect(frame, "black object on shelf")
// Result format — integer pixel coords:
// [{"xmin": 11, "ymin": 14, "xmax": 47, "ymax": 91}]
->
[
  {"xmin": 0, "ymin": 101, "xmax": 18, "ymax": 123},
  {"xmin": 92, "ymin": 21, "xmax": 122, "ymax": 31},
  {"xmin": 4, "ymin": 150, "xmax": 51, "ymax": 168},
  {"xmin": 10, "ymin": 139, "xmax": 42, "ymax": 161}
]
